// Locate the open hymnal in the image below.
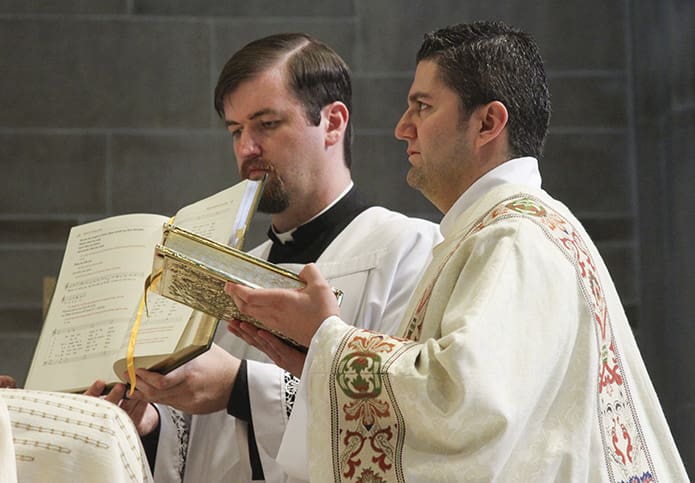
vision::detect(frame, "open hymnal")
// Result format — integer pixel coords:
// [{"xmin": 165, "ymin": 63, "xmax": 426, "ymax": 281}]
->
[{"xmin": 25, "ymin": 178, "xmax": 265, "ymax": 393}]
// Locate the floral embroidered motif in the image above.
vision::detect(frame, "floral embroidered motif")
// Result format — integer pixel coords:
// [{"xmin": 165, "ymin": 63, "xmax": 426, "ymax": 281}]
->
[
  {"xmin": 331, "ymin": 330, "xmax": 408, "ymax": 482},
  {"xmin": 338, "ymin": 351, "xmax": 383, "ymax": 400},
  {"xmin": 616, "ymin": 472, "xmax": 654, "ymax": 483},
  {"xmin": 333, "ymin": 194, "xmax": 656, "ymax": 483},
  {"xmin": 474, "ymin": 195, "xmax": 655, "ymax": 482},
  {"xmin": 505, "ymin": 198, "xmax": 547, "ymax": 217},
  {"xmin": 355, "ymin": 467, "xmax": 388, "ymax": 482}
]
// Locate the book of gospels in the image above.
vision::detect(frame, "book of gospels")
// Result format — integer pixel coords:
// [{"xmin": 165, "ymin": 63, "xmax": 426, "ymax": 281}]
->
[
  {"xmin": 147, "ymin": 224, "xmax": 344, "ymax": 352},
  {"xmin": 26, "ymin": 178, "xmax": 272, "ymax": 393}
]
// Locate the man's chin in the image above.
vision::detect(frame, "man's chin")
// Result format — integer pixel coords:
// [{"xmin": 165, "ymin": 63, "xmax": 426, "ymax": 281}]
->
[
  {"xmin": 258, "ymin": 197, "xmax": 289, "ymax": 214},
  {"xmin": 406, "ymin": 170, "xmax": 424, "ymax": 190}
]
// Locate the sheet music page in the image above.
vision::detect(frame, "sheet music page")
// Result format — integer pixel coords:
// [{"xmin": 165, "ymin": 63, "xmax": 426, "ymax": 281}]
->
[
  {"xmin": 25, "ymin": 214, "xmax": 178, "ymax": 391},
  {"xmin": 25, "ymin": 181, "xmax": 261, "ymax": 392},
  {"xmin": 119, "ymin": 182, "xmax": 262, "ymax": 363},
  {"xmin": 114, "ymin": 181, "xmax": 264, "ymax": 366}
]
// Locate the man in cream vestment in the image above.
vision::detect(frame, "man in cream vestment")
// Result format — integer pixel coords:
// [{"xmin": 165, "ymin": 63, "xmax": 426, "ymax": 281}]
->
[
  {"xmin": 0, "ymin": 388, "xmax": 152, "ymax": 483},
  {"xmin": 225, "ymin": 21, "xmax": 689, "ymax": 482}
]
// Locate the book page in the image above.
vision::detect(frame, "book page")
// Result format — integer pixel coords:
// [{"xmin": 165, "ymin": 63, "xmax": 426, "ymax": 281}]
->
[
  {"xmin": 25, "ymin": 214, "xmax": 173, "ymax": 392},
  {"xmin": 123, "ymin": 180, "xmax": 264, "ymax": 362},
  {"xmin": 25, "ymin": 180, "xmax": 262, "ymax": 392},
  {"xmin": 174, "ymin": 178, "xmax": 263, "ymax": 248},
  {"xmin": 116, "ymin": 180, "xmax": 266, "ymax": 369}
]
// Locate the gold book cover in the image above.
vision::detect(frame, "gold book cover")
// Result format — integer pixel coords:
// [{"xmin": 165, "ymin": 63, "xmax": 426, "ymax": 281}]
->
[{"xmin": 150, "ymin": 224, "xmax": 343, "ymax": 351}]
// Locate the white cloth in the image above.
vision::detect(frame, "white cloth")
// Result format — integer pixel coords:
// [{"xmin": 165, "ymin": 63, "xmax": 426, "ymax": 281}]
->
[
  {"xmin": 153, "ymin": 206, "xmax": 442, "ymax": 483},
  {"xmin": 0, "ymin": 393, "xmax": 18, "ymax": 483},
  {"xmin": 0, "ymin": 388, "xmax": 153, "ymax": 483},
  {"xmin": 298, "ymin": 180, "xmax": 689, "ymax": 482}
]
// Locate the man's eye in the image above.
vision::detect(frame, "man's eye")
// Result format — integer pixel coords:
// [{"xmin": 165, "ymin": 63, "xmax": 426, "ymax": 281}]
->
[
  {"xmin": 261, "ymin": 120, "xmax": 280, "ymax": 129},
  {"xmin": 230, "ymin": 129, "xmax": 242, "ymax": 139},
  {"xmin": 417, "ymin": 102, "xmax": 430, "ymax": 112}
]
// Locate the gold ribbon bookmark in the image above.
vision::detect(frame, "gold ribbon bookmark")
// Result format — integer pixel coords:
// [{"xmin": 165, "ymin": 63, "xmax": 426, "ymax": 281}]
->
[{"xmin": 126, "ymin": 270, "xmax": 163, "ymax": 396}]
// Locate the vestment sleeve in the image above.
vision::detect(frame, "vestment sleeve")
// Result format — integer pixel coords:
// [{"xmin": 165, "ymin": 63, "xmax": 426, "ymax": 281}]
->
[
  {"xmin": 152, "ymin": 404, "xmax": 189, "ymax": 483},
  {"xmin": 305, "ymin": 220, "xmax": 587, "ymax": 481},
  {"xmin": 244, "ymin": 360, "xmax": 293, "ymax": 481}
]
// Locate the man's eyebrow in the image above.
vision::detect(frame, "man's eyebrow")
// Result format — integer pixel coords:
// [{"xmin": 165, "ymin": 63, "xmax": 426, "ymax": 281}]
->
[
  {"xmin": 408, "ymin": 92, "xmax": 432, "ymax": 104},
  {"xmin": 225, "ymin": 108, "xmax": 281, "ymax": 126}
]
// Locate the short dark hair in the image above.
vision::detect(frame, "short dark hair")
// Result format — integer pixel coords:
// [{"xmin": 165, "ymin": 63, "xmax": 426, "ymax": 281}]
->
[
  {"xmin": 214, "ymin": 33, "xmax": 353, "ymax": 168},
  {"xmin": 417, "ymin": 21, "xmax": 551, "ymax": 159}
]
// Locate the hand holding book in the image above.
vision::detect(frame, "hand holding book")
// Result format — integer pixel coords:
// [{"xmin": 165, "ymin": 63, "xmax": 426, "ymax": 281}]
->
[
  {"xmin": 223, "ymin": 263, "xmax": 342, "ymax": 349},
  {"xmin": 226, "ymin": 319, "xmax": 307, "ymax": 377}
]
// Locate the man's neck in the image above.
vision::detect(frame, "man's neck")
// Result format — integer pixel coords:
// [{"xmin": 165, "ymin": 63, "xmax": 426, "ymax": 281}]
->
[
  {"xmin": 266, "ymin": 184, "xmax": 368, "ymax": 264},
  {"xmin": 439, "ymin": 156, "xmax": 541, "ymax": 237},
  {"xmin": 271, "ymin": 181, "xmax": 354, "ymax": 233}
]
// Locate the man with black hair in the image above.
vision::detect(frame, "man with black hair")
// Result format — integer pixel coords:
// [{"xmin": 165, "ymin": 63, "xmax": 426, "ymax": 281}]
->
[{"xmin": 226, "ymin": 21, "xmax": 688, "ymax": 482}]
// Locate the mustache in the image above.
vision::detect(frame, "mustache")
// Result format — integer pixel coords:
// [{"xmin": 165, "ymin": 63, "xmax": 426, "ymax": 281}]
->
[{"xmin": 240, "ymin": 159, "xmax": 274, "ymax": 179}]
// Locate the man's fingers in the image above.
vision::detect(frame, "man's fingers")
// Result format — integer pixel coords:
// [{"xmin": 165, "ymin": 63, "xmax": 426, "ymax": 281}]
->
[
  {"xmin": 84, "ymin": 380, "xmax": 106, "ymax": 397},
  {"xmin": 224, "ymin": 282, "xmax": 252, "ymax": 302},
  {"xmin": 119, "ymin": 397, "xmax": 148, "ymax": 415},
  {"xmin": 228, "ymin": 320, "xmax": 279, "ymax": 358},
  {"xmin": 258, "ymin": 331, "xmax": 306, "ymax": 376},
  {"xmin": 252, "ymin": 331, "xmax": 280, "ymax": 360},
  {"xmin": 104, "ymin": 383, "xmax": 127, "ymax": 404},
  {"xmin": 254, "ymin": 331, "xmax": 283, "ymax": 358},
  {"xmin": 226, "ymin": 282, "xmax": 293, "ymax": 311},
  {"xmin": 130, "ymin": 369, "xmax": 190, "ymax": 406},
  {"xmin": 0, "ymin": 375, "xmax": 17, "ymax": 388},
  {"xmin": 135, "ymin": 366, "xmax": 185, "ymax": 391},
  {"xmin": 298, "ymin": 263, "xmax": 324, "ymax": 283}
]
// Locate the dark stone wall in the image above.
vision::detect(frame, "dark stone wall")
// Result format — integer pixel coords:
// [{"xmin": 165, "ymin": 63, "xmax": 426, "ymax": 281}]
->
[
  {"xmin": 0, "ymin": 0, "xmax": 691, "ymax": 475},
  {"xmin": 632, "ymin": 0, "xmax": 695, "ymax": 475}
]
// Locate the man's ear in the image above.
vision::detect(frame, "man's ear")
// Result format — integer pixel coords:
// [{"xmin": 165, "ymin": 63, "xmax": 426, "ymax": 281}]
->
[
  {"xmin": 474, "ymin": 100, "xmax": 508, "ymax": 149},
  {"xmin": 323, "ymin": 101, "xmax": 349, "ymax": 147}
]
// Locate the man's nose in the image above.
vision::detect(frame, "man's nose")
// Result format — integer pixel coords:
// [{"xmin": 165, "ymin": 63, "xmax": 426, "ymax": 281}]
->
[
  {"xmin": 236, "ymin": 130, "xmax": 262, "ymax": 159},
  {"xmin": 394, "ymin": 110, "xmax": 415, "ymax": 140}
]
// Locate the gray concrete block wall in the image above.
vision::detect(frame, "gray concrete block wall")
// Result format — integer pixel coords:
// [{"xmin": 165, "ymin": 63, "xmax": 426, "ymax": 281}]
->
[
  {"xmin": 0, "ymin": 0, "xmax": 691, "ymax": 474},
  {"xmin": 632, "ymin": 0, "xmax": 694, "ymax": 476}
]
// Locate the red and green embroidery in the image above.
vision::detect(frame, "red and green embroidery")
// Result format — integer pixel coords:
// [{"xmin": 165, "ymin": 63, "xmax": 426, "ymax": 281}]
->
[
  {"xmin": 330, "ymin": 330, "xmax": 409, "ymax": 482},
  {"xmin": 480, "ymin": 196, "xmax": 653, "ymax": 481},
  {"xmin": 332, "ymin": 194, "xmax": 655, "ymax": 482}
]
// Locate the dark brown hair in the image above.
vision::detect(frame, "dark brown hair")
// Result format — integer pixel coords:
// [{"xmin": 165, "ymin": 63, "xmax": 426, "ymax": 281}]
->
[{"xmin": 215, "ymin": 33, "xmax": 353, "ymax": 167}]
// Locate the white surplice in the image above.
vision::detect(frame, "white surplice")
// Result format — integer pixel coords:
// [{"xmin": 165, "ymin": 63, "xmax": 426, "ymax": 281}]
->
[
  {"xmin": 0, "ymin": 388, "xmax": 153, "ymax": 483},
  {"xmin": 288, "ymin": 158, "xmax": 688, "ymax": 482},
  {"xmin": 153, "ymin": 206, "xmax": 442, "ymax": 483}
]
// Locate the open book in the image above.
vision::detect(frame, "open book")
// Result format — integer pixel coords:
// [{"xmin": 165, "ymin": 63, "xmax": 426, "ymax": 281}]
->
[{"xmin": 25, "ymin": 179, "xmax": 264, "ymax": 393}]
